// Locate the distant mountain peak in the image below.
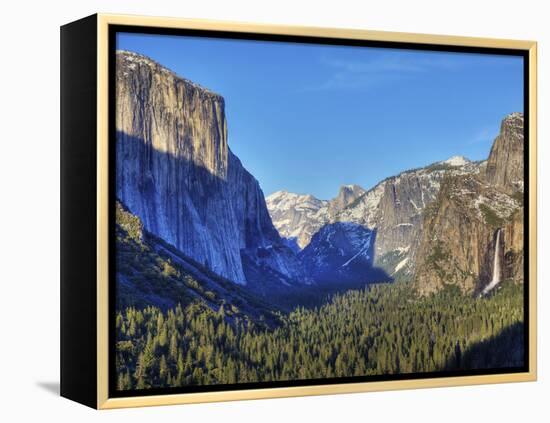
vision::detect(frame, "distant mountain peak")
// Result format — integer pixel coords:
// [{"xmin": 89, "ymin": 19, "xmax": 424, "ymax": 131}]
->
[
  {"xmin": 267, "ymin": 190, "xmax": 290, "ymax": 200},
  {"xmin": 441, "ymin": 155, "xmax": 471, "ymax": 167},
  {"xmin": 266, "ymin": 191, "xmax": 329, "ymax": 250},
  {"xmin": 267, "ymin": 190, "xmax": 322, "ymax": 203},
  {"xmin": 327, "ymin": 184, "xmax": 366, "ymax": 217},
  {"xmin": 340, "ymin": 184, "xmax": 363, "ymax": 192}
]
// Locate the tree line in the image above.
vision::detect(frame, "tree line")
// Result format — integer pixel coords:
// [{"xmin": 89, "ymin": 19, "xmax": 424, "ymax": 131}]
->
[{"xmin": 115, "ymin": 281, "xmax": 524, "ymax": 390}]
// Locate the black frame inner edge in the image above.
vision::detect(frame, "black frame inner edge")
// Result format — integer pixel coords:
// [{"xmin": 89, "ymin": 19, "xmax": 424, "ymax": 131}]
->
[{"xmin": 107, "ymin": 24, "xmax": 531, "ymax": 399}]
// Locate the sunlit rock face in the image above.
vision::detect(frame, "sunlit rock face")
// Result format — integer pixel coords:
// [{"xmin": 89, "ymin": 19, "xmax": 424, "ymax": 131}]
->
[
  {"xmin": 267, "ymin": 159, "xmax": 483, "ymax": 278},
  {"xmin": 115, "ymin": 50, "xmax": 302, "ymax": 286},
  {"xmin": 485, "ymin": 112, "xmax": 524, "ymax": 193},
  {"xmin": 414, "ymin": 113, "xmax": 524, "ymax": 295}
]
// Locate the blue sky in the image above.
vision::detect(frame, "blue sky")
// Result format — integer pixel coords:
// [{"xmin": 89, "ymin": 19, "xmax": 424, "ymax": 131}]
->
[{"xmin": 117, "ymin": 33, "xmax": 524, "ymax": 200}]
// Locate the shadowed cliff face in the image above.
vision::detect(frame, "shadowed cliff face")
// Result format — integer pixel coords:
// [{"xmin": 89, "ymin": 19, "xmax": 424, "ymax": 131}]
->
[
  {"xmin": 298, "ymin": 222, "xmax": 391, "ymax": 285},
  {"xmin": 115, "ymin": 50, "xmax": 303, "ymax": 286}
]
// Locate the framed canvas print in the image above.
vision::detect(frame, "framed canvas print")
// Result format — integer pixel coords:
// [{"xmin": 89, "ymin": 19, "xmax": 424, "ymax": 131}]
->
[{"xmin": 60, "ymin": 14, "xmax": 537, "ymax": 409}]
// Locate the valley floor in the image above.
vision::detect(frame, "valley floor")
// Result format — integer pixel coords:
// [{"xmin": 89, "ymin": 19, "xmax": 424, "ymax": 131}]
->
[{"xmin": 115, "ymin": 281, "xmax": 524, "ymax": 391}]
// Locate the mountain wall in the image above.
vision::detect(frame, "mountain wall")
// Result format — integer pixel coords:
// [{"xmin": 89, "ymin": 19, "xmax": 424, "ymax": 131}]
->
[
  {"xmin": 414, "ymin": 114, "xmax": 524, "ymax": 295},
  {"xmin": 115, "ymin": 50, "xmax": 302, "ymax": 287},
  {"xmin": 266, "ymin": 191, "xmax": 329, "ymax": 250},
  {"xmin": 485, "ymin": 112, "xmax": 525, "ymax": 193},
  {"xmin": 298, "ymin": 222, "xmax": 389, "ymax": 284},
  {"xmin": 267, "ymin": 158, "xmax": 482, "ymax": 278},
  {"xmin": 266, "ymin": 185, "xmax": 365, "ymax": 251}
]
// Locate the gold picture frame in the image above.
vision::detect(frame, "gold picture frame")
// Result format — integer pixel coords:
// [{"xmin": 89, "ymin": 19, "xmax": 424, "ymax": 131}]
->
[{"xmin": 60, "ymin": 13, "xmax": 537, "ymax": 409}]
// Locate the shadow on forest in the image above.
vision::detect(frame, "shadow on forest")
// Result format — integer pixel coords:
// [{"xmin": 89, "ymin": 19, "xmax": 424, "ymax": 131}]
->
[
  {"xmin": 269, "ymin": 278, "xmax": 393, "ymax": 310},
  {"xmin": 444, "ymin": 321, "xmax": 525, "ymax": 371}
]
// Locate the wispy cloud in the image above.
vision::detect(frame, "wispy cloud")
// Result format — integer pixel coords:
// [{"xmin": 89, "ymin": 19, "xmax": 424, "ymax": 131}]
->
[
  {"xmin": 468, "ymin": 126, "xmax": 497, "ymax": 145},
  {"xmin": 304, "ymin": 52, "xmax": 464, "ymax": 92}
]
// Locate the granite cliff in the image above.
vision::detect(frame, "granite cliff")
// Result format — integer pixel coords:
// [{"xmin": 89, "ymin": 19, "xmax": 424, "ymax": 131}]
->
[
  {"xmin": 414, "ymin": 114, "xmax": 524, "ymax": 295},
  {"xmin": 115, "ymin": 50, "xmax": 303, "ymax": 288},
  {"xmin": 267, "ymin": 112, "xmax": 524, "ymax": 295},
  {"xmin": 485, "ymin": 112, "xmax": 525, "ymax": 193}
]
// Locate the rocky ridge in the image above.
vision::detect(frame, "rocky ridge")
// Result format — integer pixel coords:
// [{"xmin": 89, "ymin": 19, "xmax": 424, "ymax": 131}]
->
[{"xmin": 267, "ymin": 158, "xmax": 484, "ymax": 278}]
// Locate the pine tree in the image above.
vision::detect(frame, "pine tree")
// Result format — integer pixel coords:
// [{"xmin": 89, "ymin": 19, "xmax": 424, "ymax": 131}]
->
[
  {"xmin": 169, "ymin": 333, "xmax": 178, "ymax": 362},
  {"xmin": 115, "ymin": 281, "xmax": 524, "ymax": 389},
  {"xmin": 158, "ymin": 325, "xmax": 168, "ymax": 348},
  {"xmin": 159, "ymin": 355, "xmax": 168, "ymax": 383}
]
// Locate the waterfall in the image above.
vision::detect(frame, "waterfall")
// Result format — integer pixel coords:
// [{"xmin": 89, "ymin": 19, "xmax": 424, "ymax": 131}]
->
[
  {"xmin": 492, "ymin": 229, "xmax": 502, "ymax": 284},
  {"xmin": 482, "ymin": 229, "xmax": 502, "ymax": 295}
]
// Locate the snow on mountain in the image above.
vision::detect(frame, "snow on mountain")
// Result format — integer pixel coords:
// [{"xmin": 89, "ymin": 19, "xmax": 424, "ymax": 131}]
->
[
  {"xmin": 394, "ymin": 257, "xmax": 409, "ymax": 274},
  {"xmin": 299, "ymin": 222, "xmax": 387, "ymax": 284},
  {"xmin": 267, "ymin": 159, "xmax": 485, "ymax": 278},
  {"xmin": 266, "ymin": 185, "xmax": 366, "ymax": 250},
  {"xmin": 265, "ymin": 191, "xmax": 329, "ymax": 250},
  {"xmin": 441, "ymin": 155, "xmax": 471, "ymax": 167}
]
